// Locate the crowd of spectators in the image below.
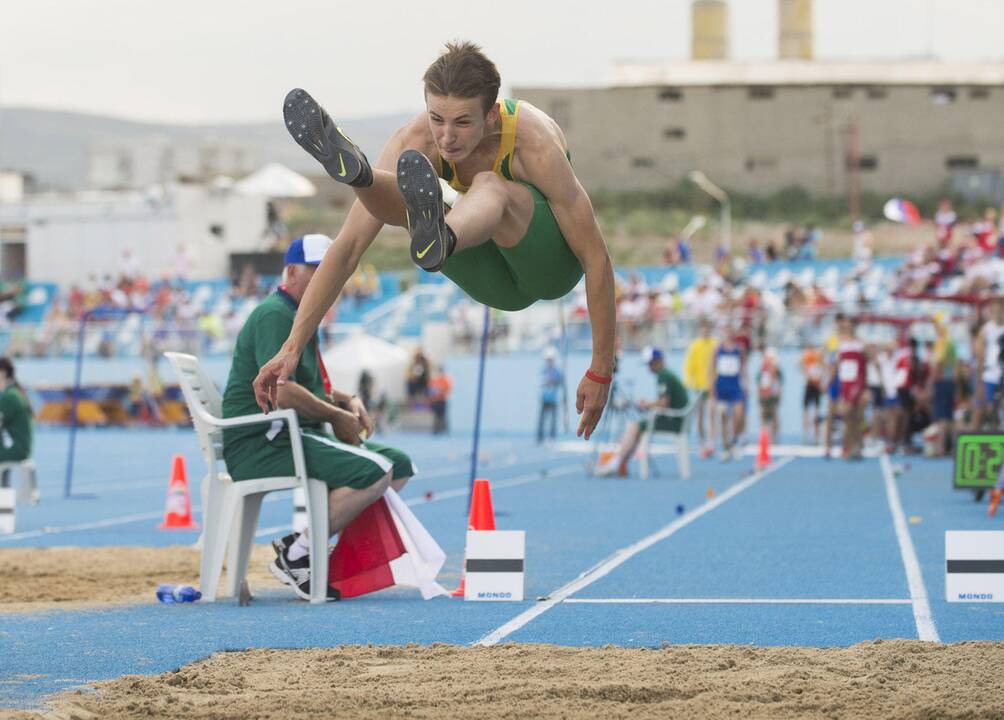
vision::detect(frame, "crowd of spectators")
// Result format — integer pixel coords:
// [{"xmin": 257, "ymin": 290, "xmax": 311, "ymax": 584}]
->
[
  {"xmin": 563, "ymin": 263, "xmax": 838, "ymax": 355},
  {"xmin": 661, "ymin": 225, "xmax": 821, "ymax": 268},
  {"xmin": 342, "ymin": 263, "xmax": 382, "ymax": 308},
  {"xmin": 9, "ymin": 246, "xmax": 391, "ymax": 359},
  {"xmin": 893, "ymin": 199, "xmax": 1004, "ymax": 298}
]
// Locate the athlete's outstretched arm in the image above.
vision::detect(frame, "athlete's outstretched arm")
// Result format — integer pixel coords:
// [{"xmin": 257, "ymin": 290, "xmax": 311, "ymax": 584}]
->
[
  {"xmin": 252, "ymin": 123, "xmax": 424, "ymax": 412},
  {"xmin": 525, "ymin": 144, "xmax": 616, "ymax": 440},
  {"xmin": 252, "ymin": 200, "xmax": 383, "ymax": 412}
]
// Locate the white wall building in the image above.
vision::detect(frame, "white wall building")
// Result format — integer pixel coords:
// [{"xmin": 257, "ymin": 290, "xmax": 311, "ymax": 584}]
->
[
  {"xmin": 88, "ymin": 137, "xmax": 261, "ymax": 190},
  {"xmin": 0, "ymin": 183, "xmax": 269, "ymax": 285},
  {"xmin": 0, "ymin": 172, "xmax": 26, "ymax": 203}
]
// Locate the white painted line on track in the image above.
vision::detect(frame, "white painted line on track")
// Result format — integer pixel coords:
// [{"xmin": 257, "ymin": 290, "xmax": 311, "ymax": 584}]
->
[
  {"xmin": 564, "ymin": 597, "xmax": 912, "ymax": 605},
  {"xmin": 2, "ymin": 461, "xmax": 583, "ymax": 544},
  {"xmin": 0, "ymin": 487, "xmax": 295, "ymax": 543},
  {"xmin": 0, "ymin": 493, "xmax": 283, "ymax": 543},
  {"xmin": 879, "ymin": 453, "xmax": 940, "ymax": 642},
  {"xmin": 552, "ymin": 441, "xmax": 886, "ymax": 459},
  {"xmin": 0, "ymin": 510, "xmax": 168, "ymax": 542},
  {"xmin": 253, "ymin": 464, "xmax": 582, "ymax": 539},
  {"xmin": 253, "ymin": 524, "xmax": 293, "ymax": 538},
  {"xmin": 474, "ymin": 456, "xmax": 795, "ymax": 647},
  {"xmin": 43, "ymin": 445, "xmax": 560, "ymax": 497}
]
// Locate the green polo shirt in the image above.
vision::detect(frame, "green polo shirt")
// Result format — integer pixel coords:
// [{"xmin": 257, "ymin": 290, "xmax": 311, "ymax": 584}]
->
[
  {"xmin": 647, "ymin": 367, "xmax": 689, "ymax": 433},
  {"xmin": 221, "ymin": 289, "xmax": 325, "ymax": 469},
  {"xmin": 0, "ymin": 384, "xmax": 32, "ymax": 462}
]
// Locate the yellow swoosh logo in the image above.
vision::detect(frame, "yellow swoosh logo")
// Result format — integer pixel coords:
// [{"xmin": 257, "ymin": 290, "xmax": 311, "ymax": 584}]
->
[
  {"xmin": 336, "ymin": 154, "xmax": 347, "ymax": 177},
  {"xmin": 416, "ymin": 239, "xmax": 437, "ymax": 259}
]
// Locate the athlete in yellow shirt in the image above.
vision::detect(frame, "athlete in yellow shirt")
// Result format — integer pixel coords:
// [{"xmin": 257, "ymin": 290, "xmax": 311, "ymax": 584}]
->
[{"xmin": 683, "ymin": 320, "xmax": 717, "ymax": 458}]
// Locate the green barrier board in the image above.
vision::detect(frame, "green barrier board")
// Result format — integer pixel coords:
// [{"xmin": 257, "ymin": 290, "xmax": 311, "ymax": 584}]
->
[{"xmin": 954, "ymin": 434, "xmax": 1004, "ymax": 489}]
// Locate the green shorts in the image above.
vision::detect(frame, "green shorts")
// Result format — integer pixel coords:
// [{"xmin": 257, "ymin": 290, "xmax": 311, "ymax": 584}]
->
[
  {"xmin": 441, "ymin": 182, "xmax": 583, "ymax": 311},
  {"xmin": 638, "ymin": 416, "xmax": 683, "ymax": 434},
  {"xmin": 760, "ymin": 397, "xmax": 779, "ymax": 421},
  {"xmin": 226, "ymin": 433, "xmax": 415, "ymax": 490}
]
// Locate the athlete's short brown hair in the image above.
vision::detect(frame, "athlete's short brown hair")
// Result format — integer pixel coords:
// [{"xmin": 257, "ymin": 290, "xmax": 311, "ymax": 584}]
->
[{"xmin": 423, "ymin": 41, "xmax": 501, "ymax": 114}]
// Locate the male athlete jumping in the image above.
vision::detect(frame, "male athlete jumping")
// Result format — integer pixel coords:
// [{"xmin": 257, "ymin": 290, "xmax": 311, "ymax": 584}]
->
[{"xmin": 253, "ymin": 41, "xmax": 615, "ymax": 439}]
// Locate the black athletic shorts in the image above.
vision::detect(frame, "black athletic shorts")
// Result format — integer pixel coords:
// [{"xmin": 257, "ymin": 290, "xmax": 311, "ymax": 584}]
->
[{"xmin": 803, "ymin": 383, "xmax": 821, "ymax": 408}]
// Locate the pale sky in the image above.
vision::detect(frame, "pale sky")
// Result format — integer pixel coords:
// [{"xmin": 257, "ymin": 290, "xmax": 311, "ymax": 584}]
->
[{"xmin": 1, "ymin": 0, "xmax": 1002, "ymax": 124}]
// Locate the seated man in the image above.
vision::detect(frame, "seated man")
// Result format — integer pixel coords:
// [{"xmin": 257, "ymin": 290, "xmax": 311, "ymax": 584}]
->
[
  {"xmin": 221, "ymin": 235, "xmax": 416, "ymax": 601},
  {"xmin": 596, "ymin": 346, "xmax": 688, "ymax": 477},
  {"xmin": 0, "ymin": 357, "xmax": 33, "ymax": 495}
]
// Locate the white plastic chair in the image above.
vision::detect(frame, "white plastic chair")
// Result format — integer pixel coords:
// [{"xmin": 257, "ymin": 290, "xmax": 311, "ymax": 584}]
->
[
  {"xmin": 164, "ymin": 351, "xmax": 331, "ymax": 604},
  {"xmin": 0, "ymin": 459, "xmax": 38, "ymax": 505},
  {"xmin": 637, "ymin": 394, "xmax": 700, "ymax": 480}
]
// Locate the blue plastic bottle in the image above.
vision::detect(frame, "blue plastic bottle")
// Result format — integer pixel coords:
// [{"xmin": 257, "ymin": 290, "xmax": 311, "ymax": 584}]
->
[{"xmin": 156, "ymin": 584, "xmax": 202, "ymax": 603}]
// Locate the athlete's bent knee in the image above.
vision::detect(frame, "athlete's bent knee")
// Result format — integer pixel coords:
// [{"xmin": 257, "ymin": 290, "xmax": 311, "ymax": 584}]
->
[
  {"xmin": 469, "ymin": 170, "xmax": 504, "ymax": 190},
  {"xmin": 468, "ymin": 172, "xmax": 510, "ymax": 205}
]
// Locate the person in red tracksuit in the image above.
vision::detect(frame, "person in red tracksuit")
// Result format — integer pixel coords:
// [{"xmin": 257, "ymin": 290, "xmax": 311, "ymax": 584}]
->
[{"xmin": 837, "ymin": 315, "xmax": 868, "ymax": 459}]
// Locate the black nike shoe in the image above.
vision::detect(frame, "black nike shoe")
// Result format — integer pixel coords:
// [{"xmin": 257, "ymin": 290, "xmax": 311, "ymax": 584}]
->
[
  {"xmin": 271, "ymin": 532, "xmax": 298, "ymax": 559},
  {"xmin": 397, "ymin": 149, "xmax": 457, "ymax": 272},
  {"xmin": 269, "ymin": 545, "xmax": 340, "ymax": 602},
  {"xmin": 283, "ymin": 88, "xmax": 373, "ymax": 188}
]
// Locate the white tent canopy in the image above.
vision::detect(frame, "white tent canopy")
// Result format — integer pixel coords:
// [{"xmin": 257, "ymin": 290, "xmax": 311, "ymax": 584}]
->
[
  {"xmin": 321, "ymin": 333, "xmax": 410, "ymax": 404},
  {"xmin": 234, "ymin": 163, "xmax": 316, "ymax": 198}
]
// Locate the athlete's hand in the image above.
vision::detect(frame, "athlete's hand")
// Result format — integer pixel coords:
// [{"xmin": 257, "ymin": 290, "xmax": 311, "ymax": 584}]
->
[
  {"xmin": 576, "ymin": 375, "xmax": 610, "ymax": 440},
  {"xmin": 348, "ymin": 396, "xmax": 374, "ymax": 438},
  {"xmin": 253, "ymin": 346, "xmax": 301, "ymax": 413},
  {"xmin": 331, "ymin": 410, "xmax": 364, "ymax": 446}
]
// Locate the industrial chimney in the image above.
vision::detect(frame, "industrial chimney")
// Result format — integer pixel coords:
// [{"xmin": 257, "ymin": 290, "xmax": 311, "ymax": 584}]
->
[
  {"xmin": 691, "ymin": 0, "xmax": 729, "ymax": 60},
  {"xmin": 778, "ymin": 0, "xmax": 813, "ymax": 60}
]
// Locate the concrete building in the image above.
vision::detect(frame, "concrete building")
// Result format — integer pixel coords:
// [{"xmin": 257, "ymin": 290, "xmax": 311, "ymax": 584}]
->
[
  {"xmin": 0, "ymin": 172, "xmax": 26, "ymax": 204},
  {"xmin": 0, "ymin": 183, "xmax": 269, "ymax": 285},
  {"xmin": 88, "ymin": 137, "xmax": 261, "ymax": 191},
  {"xmin": 514, "ymin": 60, "xmax": 1004, "ymax": 200}
]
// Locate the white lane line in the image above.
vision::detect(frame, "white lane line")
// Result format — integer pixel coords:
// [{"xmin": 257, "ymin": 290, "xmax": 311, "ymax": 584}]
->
[
  {"xmin": 552, "ymin": 442, "xmax": 885, "ymax": 459},
  {"xmin": 879, "ymin": 453, "xmax": 940, "ymax": 642},
  {"xmin": 0, "ymin": 510, "xmax": 168, "ymax": 541},
  {"xmin": 253, "ymin": 524, "xmax": 292, "ymax": 538},
  {"xmin": 0, "ymin": 492, "xmax": 285, "ymax": 543},
  {"xmin": 564, "ymin": 597, "xmax": 912, "ymax": 605},
  {"xmin": 253, "ymin": 464, "xmax": 582, "ymax": 539},
  {"xmin": 39, "ymin": 446, "xmax": 559, "ymax": 497},
  {"xmin": 2, "ymin": 460, "xmax": 582, "ymax": 544},
  {"xmin": 474, "ymin": 457, "xmax": 795, "ymax": 647}
]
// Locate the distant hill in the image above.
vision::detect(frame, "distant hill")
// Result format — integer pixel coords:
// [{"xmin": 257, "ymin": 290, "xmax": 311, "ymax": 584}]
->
[{"xmin": 0, "ymin": 106, "xmax": 414, "ymax": 191}]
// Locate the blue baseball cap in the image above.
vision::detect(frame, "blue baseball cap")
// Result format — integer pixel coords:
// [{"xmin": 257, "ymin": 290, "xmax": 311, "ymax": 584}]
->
[
  {"xmin": 284, "ymin": 234, "xmax": 332, "ymax": 266},
  {"xmin": 642, "ymin": 346, "xmax": 663, "ymax": 364}
]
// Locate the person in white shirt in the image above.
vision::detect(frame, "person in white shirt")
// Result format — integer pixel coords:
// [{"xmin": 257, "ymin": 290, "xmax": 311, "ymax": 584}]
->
[{"xmin": 973, "ymin": 298, "xmax": 1004, "ymax": 428}]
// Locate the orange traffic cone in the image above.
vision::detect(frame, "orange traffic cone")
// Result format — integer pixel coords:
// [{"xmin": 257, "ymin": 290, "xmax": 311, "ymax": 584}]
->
[
  {"xmin": 452, "ymin": 478, "xmax": 496, "ymax": 597},
  {"xmin": 988, "ymin": 488, "xmax": 1003, "ymax": 518},
  {"xmin": 755, "ymin": 427, "xmax": 771, "ymax": 470},
  {"xmin": 158, "ymin": 454, "xmax": 199, "ymax": 530}
]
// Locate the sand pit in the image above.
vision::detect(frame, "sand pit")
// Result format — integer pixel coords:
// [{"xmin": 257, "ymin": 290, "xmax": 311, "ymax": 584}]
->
[
  {"xmin": 3, "ymin": 548, "xmax": 1004, "ymax": 719},
  {"xmin": 2, "ymin": 641, "xmax": 1003, "ymax": 719},
  {"xmin": 0, "ymin": 545, "xmax": 278, "ymax": 613}
]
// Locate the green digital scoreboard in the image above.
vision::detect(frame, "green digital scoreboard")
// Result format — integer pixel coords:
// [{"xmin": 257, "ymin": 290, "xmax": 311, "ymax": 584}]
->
[{"xmin": 954, "ymin": 434, "xmax": 1004, "ymax": 490}]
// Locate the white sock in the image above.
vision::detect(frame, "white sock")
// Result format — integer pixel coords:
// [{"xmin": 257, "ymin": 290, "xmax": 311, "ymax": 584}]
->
[{"xmin": 286, "ymin": 531, "xmax": 311, "ymax": 562}]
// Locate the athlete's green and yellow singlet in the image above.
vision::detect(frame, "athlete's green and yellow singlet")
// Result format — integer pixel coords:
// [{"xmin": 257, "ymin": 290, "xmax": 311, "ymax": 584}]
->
[
  {"xmin": 432, "ymin": 98, "xmax": 582, "ymax": 312},
  {"xmin": 436, "ymin": 98, "xmax": 522, "ymax": 192}
]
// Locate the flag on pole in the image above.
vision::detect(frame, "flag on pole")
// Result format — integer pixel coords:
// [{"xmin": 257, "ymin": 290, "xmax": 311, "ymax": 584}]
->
[{"xmin": 883, "ymin": 198, "xmax": 921, "ymax": 225}]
